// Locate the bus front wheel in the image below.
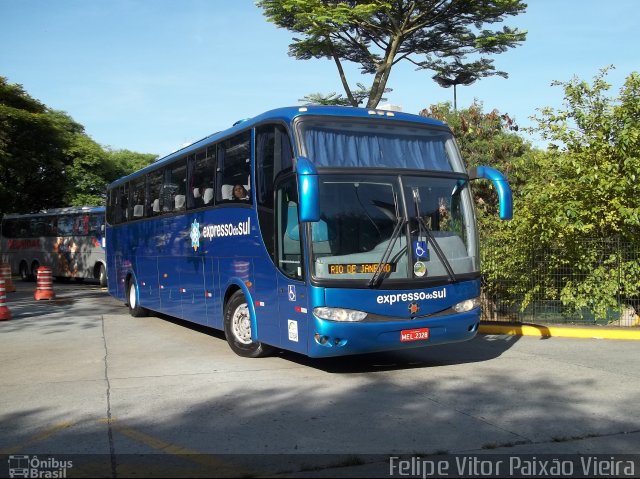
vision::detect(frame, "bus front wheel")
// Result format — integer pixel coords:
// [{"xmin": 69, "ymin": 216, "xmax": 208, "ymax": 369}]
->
[
  {"xmin": 223, "ymin": 290, "xmax": 273, "ymax": 358},
  {"xmin": 127, "ymin": 278, "xmax": 147, "ymax": 317}
]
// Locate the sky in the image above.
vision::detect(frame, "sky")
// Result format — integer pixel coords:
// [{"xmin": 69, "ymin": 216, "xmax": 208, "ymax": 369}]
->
[{"xmin": 0, "ymin": 0, "xmax": 638, "ymax": 158}]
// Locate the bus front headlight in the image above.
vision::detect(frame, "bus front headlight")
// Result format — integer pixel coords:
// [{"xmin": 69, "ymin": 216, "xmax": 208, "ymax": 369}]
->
[
  {"xmin": 313, "ymin": 307, "xmax": 367, "ymax": 322},
  {"xmin": 453, "ymin": 298, "xmax": 480, "ymax": 313}
]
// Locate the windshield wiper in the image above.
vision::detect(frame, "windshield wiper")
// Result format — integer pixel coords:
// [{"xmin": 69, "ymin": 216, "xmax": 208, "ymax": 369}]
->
[
  {"xmin": 368, "ymin": 216, "xmax": 405, "ymax": 288},
  {"xmin": 412, "ymin": 187, "xmax": 457, "ymax": 283}
]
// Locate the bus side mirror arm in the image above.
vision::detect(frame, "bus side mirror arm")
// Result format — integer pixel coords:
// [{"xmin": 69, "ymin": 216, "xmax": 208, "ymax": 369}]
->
[
  {"xmin": 296, "ymin": 157, "xmax": 320, "ymax": 223},
  {"xmin": 467, "ymin": 166, "xmax": 513, "ymax": 220}
]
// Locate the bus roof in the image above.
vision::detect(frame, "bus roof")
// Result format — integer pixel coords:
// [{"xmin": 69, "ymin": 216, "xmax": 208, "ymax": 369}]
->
[
  {"xmin": 109, "ymin": 105, "xmax": 449, "ymax": 187},
  {"xmin": 2, "ymin": 206, "xmax": 105, "ymax": 219}
]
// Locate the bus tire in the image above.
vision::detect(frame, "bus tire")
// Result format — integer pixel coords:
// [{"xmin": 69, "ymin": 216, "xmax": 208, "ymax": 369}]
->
[
  {"xmin": 30, "ymin": 261, "xmax": 40, "ymax": 281},
  {"xmin": 224, "ymin": 290, "xmax": 273, "ymax": 358},
  {"xmin": 127, "ymin": 278, "xmax": 147, "ymax": 317},
  {"xmin": 98, "ymin": 263, "xmax": 107, "ymax": 287},
  {"xmin": 19, "ymin": 261, "xmax": 30, "ymax": 281}
]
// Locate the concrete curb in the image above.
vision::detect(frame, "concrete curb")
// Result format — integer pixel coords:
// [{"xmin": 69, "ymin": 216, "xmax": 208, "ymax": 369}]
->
[{"xmin": 479, "ymin": 322, "xmax": 640, "ymax": 340}]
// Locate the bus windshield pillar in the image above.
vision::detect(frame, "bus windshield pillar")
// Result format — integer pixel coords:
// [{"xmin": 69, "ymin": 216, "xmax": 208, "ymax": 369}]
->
[{"xmin": 295, "ymin": 157, "xmax": 320, "ymax": 223}]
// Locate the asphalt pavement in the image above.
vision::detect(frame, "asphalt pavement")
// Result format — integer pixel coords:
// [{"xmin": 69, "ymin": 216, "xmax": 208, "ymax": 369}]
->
[{"xmin": 1, "ymin": 280, "xmax": 639, "ymax": 478}]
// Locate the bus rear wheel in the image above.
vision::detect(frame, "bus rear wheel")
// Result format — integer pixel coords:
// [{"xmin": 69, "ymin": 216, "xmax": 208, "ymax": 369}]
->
[
  {"xmin": 30, "ymin": 261, "xmax": 40, "ymax": 281},
  {"xmin": 127, "ymin": 278, "xmax": 147, "ymax": 317},
  {"xmin": 98, "ymin": 263, "xmax": 107, "ymax": 287},
  {"xmin": 224, "ymin": 290, "xmax": 273, "ymax": 358},
  {"xmin": 19, "ymin": 262, "xmax": 31, "ymax": 281}
]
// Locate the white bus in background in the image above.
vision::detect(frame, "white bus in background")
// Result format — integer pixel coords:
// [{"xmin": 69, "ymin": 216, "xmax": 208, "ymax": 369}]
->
[{"xmin": 0, "ymin": 206, "xmax": 107, "ymax": 286}]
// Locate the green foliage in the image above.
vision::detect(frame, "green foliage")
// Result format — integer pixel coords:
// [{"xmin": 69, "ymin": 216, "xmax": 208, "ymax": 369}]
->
[
  {"xmin": 106, "ymin": 149, "xmax": 157, "ymax": 180},
  {"xmin": 481, "ymin": 68, "xmax": 640, "ymax": 320},
  {"xmin": 257, "ymin": 0, "xmax": 527, "ymax": 108},
  {"xmin": 420, "ymin": 101, "xmax": 530, "ymax": 220},
  {"xmin": 0, "ymin": 77, "xmax": 156, "ymax": 215},
  {"xmin": 299, "ymin": 82, "xmax": 391, "ymax": 106},
  {"xmin": 0, "ymin": 78, "xmax": 76, "ymax": 214}
]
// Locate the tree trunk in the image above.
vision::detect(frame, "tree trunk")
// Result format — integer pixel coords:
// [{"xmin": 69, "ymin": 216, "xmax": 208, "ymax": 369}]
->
[{"xmin": 365, "ymin": 35, "xmax": 401, "ymax": 109}]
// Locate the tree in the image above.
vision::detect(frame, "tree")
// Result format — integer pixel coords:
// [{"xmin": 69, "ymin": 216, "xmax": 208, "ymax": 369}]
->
[
  {"xmin": 64, "ymin": 134, "xmax": 113, "ymax": 206},
  {"xmin": 482, "ymin": 68, "xmax": 640, "ymax": 320},
  {"xmin": 298, "ymin": 82, "xmax": 391, "ymax": 106},
  {"xmin": 257, "ymin": 0, "xmax": 527, "ymax": 108},
  {"xmin": 106, "ymin": 149, "xmax": 157, "ymax": 180},
  {"xmin": 420, "ymin": 101, "xmax": 529, "ymax": 221},
  {"xmin": 0, "ymin": 77, "xmax": 156, "ymax": 215},
  {"xmin": 432, "ymin": 59, "xmax": 507, "ymax": 111},
  {"xmin": 0, "ymin": 78, "xmax": 76, "ymax": 214}
]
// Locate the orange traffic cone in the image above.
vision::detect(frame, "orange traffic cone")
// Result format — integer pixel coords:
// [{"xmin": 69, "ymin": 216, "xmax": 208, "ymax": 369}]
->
[
  {"xmin": 34, "ymin": 266, "xmax": 55, "ymax": 300},
  {"xmin": 0, "ymin": 263, "xmax": 16, "ymax": 293},
  {"xmin": 0, "ymin": 279, "xmax": 11, "ymax": 320}
]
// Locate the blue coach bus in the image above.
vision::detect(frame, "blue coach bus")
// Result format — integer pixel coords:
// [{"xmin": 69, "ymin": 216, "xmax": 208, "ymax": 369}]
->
[{"xmin": 106, "ymin": 106, "xmax": 512, "ymax": 358}]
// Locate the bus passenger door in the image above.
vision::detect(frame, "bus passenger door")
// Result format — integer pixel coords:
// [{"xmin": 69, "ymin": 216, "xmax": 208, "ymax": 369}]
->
[
  {"xmin": 275, "ymin": 180, "xmax": 309, "ymax": 355},
  {"xmin": 277, "ymin": 274, "xmax": 309, "ymax": 355}
]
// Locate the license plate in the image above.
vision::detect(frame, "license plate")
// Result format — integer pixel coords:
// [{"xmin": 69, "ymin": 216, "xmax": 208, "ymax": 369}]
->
[{"xmin": 400, "ymin": 328, "xmax": 430, "ymax": 342}]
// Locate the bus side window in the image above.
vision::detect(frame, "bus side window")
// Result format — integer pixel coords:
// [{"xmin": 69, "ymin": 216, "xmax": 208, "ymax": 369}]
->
[
  {"xmin": 276, "ymin": 177, "xmax": 303, "ymax": 280},
  {"xmin": 256, "ymin": 124, "xmax": 294, "ymax": 262},
  {"xmin": 58, "ymin": 215, "xmax": 73, "ymax": 236},
  {"xmin": 189, "ymin": 148, "xmax": 215, "ymax": 209},
  {"xmin": 114, "ymin": 184, "xmax": 128, "ymax": 224},
  {"xmin": 130, "ymin": 176, "xmax": 146, "ymax": 219},
  {"xmin": 217, "ymin": 131, "xmax": 251, "ymax": 204},
  {"xmin": 107, "ymin": 189, "xmax": 117, "ymax": 224},
  {"xmin": 165, "ymin": 161, "xmax": 187, "ymax": 212},
  {"xmin": 147, "ymin": 169, "xmax": 163, "ymax": 216}
]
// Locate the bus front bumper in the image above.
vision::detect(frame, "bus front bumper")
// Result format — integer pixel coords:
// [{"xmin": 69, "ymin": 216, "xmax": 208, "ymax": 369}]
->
[{"xmin": 307, "ymin": 308, "xmax": 480, "ymax": 358}]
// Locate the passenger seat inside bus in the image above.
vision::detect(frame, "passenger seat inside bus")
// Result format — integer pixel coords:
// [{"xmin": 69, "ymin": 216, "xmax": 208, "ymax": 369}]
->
[
  {"xmin": 133, "ymin": 205, "xmax": 144, "ymax": 218},
  {"xmin": 203, "ymin": 188, "xmax": 214, "ymax": 205},
  {"xmin": 175, "ymin": 195, "xmax": 186, "ymax": 210}
]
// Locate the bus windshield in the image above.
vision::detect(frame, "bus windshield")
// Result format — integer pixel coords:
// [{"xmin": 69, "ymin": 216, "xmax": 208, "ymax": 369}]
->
[
  {"xmin": 310, "ymin": 174, "xmax": 478, "ymax": 283},
  {"xmin": 297, "ymin": 118, "xmax": 466, "ymax": 172}
]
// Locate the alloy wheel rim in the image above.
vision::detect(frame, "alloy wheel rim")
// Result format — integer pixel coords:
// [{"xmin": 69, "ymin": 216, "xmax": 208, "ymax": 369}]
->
[{"xmin": 232, "ymin": 303, "xmax": 252, "ymax": 344}]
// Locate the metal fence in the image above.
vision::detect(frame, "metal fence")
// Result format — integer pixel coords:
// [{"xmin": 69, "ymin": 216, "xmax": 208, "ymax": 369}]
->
[{"xmin": 480, "ymin": 237, "xmax": 640, "ymax": 326}]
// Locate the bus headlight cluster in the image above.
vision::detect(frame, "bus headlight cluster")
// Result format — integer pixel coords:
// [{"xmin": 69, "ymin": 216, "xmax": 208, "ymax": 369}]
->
[
  {"xmin": 313, "ymin": 307, "xmax": 367, "ymax": 322},
  {"xmin": 453, "ymin": 297, "xmax": 480, "ymax": 313}
]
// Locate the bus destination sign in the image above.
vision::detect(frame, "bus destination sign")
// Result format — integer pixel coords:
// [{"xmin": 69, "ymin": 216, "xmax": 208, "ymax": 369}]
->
[{"xmin": 328, "ymin": 263, "xmax": 397, "ymax": 275}]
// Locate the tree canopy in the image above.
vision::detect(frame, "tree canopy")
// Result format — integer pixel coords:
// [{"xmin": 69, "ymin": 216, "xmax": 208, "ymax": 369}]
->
[
  {"xmin": 478, "ymin": 68, "xmax": 640, "ymax": 320},
  {"xmin": 257, "ymin": 0, "xmax": 527, "ymax": 107},
  {"xmin": 0, "ymin": 77, "xmax": 155, "ymax": 216}
]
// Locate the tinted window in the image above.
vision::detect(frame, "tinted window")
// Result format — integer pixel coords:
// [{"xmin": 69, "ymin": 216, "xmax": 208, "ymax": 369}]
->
[
  {"xmin": 130, "ymin": 177, "xmax": 146, "ymax": 219},
  {"xmin": 164, "ymin": 161, "xmax": 187, "ymax": 212},
  {"xmin": 256, "ymin": 124, "xmax": 294, "ymax": 261},
  {"xmin": 189, "ymin": 149, "xmax": 216, "ymax": 209},
  {"xmin": 217, "ymin": 132, "xmax": 251, "ymax": 204},
  {"xmin": 148, "ymin": 169, "xmax": 163, "ymax": 216}
]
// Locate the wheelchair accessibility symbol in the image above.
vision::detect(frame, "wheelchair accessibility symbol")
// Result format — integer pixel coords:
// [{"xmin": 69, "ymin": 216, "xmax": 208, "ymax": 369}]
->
[
  {"xmin": 288, "ymin": 285, "xmax": 296, "ymax": 302},
  {"xmin": 414, "ymin": 240, "xmax": 428, "ymax": 259}
]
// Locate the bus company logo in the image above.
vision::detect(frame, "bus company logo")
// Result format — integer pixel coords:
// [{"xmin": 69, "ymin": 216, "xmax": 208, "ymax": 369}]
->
[
  {"xmin": 201, "ymin": 218, "xmax": 251, "ymax": 240},
  {"xmin": 189, "ymin": 220, "xmax": 201, "ymax": 252},
  {"xmin": 376, "ymin": 288, "xmax": 447, "ymax": 306},
  {"xmin": 408, "ymin": 302, "xmax": 420, "ymax": 315},
  {"xmin": 8, "ymin": 455, "xmax": 73, "ymax": 478},
  {"xmin": 7, "ymin": 239, "xmax": 41, "ymax": 250}
]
